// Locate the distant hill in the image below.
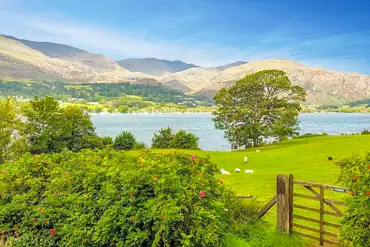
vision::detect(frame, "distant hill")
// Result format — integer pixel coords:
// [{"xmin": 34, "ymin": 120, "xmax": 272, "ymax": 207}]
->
[
  {"xmin": 196, "ymin": 59, "xmax": 370, "ymax": 105},
  {"xmin": 117, "ymin": 58, "xmax": 199, "ymax": 76},
  {"xmin": 0, "ymin": 35, "xmax": 154, "ymax": 83},
  {"xmin": 1, "ymin": 35, "xmax": 370, "ymax": 105},
  {"xmin": 215, "ymin": 61, "xmax": 248, "ymax": 71}
]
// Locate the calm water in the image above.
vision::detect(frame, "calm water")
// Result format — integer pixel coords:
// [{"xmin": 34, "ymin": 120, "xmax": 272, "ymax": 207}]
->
[{"xmin": 91, "ymin": 113, "xmax": 370, "ymax": 151}]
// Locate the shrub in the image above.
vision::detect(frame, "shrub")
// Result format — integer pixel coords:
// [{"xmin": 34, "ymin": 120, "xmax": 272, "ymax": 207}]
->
[
  {"xmin": 100, "ymin": 136, "xmax": 113, "ymax": 147},
  {"xmin": 133, "ymin": 142, "xmax": 146, "ymax": 150},
  {"xmin": 0, "ymin": 150, "xmax": 251, "ymax": 246},
  {"xmin": 361, "ymin": 129, "xmax": 370, "ymax": 135},
  {"xmin": 151, "ymin": 127, "xmax": 174, "ymax": 148},
  {"xmin": 336, "ymin": 153, "xmax": 370, "ymax": 247},
  {"xmin": 113, "ymin": 131, "xmax": 136, "ymax": 150},
  {"xmin": 170, "ymin": 130, "xmax": 200, "ymax": 149}
]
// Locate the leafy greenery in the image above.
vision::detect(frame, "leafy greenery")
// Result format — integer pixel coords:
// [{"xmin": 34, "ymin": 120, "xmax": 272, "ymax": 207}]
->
[
  {"xmin": 22, "ymin": 96, "xmax": 101, "ymax": 154},
  {"xmin": 0, "ymin": 150, "xmax": 253, "ymax": 246},
  {"xmin": 152, "ymin": 127, "xmax": 174, "ymax": 148},
  {"xmin": 0, "ymin": 97, "xmax": 27, "ymax": 164},
  {"xmin": 336, "ymin": 153, "xmax": 370, "ymax": 247},
  {"xmin": 0, "ymin": 80, "xmax": 212, "ymax": 108},
  {"xmin": 152, "ymin": 127, "xmax": 199, "ymax": 149},
  {"xmin": 170, "ymin": 130, "xmax": 200, "ymax": 150},
  {"xmin": 113, "ymin": 131, "xmax": 137, "ymax": 150},
  {"xmin": 213, "ymin": 70, "xmax": 306, "ymax": 149}
]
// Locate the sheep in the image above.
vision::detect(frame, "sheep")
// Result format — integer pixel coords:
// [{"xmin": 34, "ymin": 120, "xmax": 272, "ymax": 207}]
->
[
  {"xmin": 245, "ymin": 169, "xmax": 254, "ymax": 174},
  {"xmin": 235, "ymin": 168, "xmax": 241, "ymax": 173},
  {"xmin": 256, "ymin": 150, "xmax": 260, "ymax": 152},
  {"xmin": 328, "ymin": 157, "xmax": 333, "ymax": 161},
  {"xmin": 244, "ymin": 157, "xmax": 248, "ymax": 163},
  {"xmin": 220, "ymin": 168, "xmax": 231, "ymax": 175}
]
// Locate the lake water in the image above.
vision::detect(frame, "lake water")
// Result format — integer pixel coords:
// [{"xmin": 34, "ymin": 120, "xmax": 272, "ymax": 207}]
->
[{"xmin": 91, "ymin": 113, "xmax": 370, "ymax": 151}]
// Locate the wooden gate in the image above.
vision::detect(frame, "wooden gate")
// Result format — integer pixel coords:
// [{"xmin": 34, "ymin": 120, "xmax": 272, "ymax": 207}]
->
[{"xmin": 275, "ymin": 174, "xmax": 348, "ymax": 246}]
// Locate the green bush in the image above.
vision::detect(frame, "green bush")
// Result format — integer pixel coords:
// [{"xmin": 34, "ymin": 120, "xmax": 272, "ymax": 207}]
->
[
  {"xmin": 113, "ymin": 131, "xmax": 136, "ymax": 150},
  {"xmin": 133, "ymin": 142, "xmax": 146, "ymax": 150},
  {"xmin": 361, "ymin": 129, "xmax": 370, "ymax": 135},
  {"xmin": 151, "ymin": 127, "xmax": 174, "ymax": 148},
  {"xmin": 336, "ymin": 153, "xmax": 370, "ymax": 247},
  {"xmin": 0, "ymin": 150, "xmax": 251, "ymax": 246},
  {"xmin": 170, "ymin": 130, "xmax": 199, "ymax": 149},
  {"xmin": 100, "ymin": 136, "xmax": 113, "ymax": 147}
]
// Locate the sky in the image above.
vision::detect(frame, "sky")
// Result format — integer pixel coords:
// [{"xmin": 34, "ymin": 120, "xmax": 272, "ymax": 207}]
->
[{"xmin": 1, "ymin": 0, "xmax": 370, "ymax": 74}]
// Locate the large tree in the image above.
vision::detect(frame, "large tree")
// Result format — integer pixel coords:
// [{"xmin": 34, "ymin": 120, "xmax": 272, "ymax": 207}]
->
[{"xmin": 213, "ymin": 70, "xmax": 306, "ymax": 149}]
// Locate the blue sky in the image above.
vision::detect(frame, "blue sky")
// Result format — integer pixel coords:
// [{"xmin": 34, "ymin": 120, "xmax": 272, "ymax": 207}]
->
[{"xmin": 1, "ymin": 0, "xmax": 370, "ymax": 74}]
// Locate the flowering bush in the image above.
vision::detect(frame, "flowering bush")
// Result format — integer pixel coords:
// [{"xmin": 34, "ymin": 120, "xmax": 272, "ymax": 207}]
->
[
  {"xmin": 0, "ymin": 149, "xmax": 250, "ymax": 246},
  {"xmin": 336, "ymin": 153, "xmax": 370, "ymax": 247}
]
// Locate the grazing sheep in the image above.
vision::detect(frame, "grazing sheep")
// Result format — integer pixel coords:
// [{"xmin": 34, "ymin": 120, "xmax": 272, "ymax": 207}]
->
[
  {"xmin": 220, "ymin": 168, "xmax": 231, "ymax": 175},
  {"xmin": 244, "ymin": 157, "xmax": 248, "ymax": 163},
  {"xmin": 256, "ymin": 150, "xmax": 260, "ymax": 152},
  {"xmin": 245, "ymin": 169, "xmax": 254, "ymax": 174},
  {"xmin": 235, "ymin": 168, "xmax": 241, "ymax": 173},
  {"xmin": 328, "ymin": 157, "xmax": 333, "ymax": 161}
]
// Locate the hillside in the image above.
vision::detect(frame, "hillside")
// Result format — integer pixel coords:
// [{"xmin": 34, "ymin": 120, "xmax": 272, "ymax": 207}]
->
[
  {"xmin": 0, "ymin": 35, "xmax": 154, "ymax": 83},
  {"xmin": 117, "ymin": 58, "xmax": 199, "ymax": 76},
  {"xmin": 159, "ymin": 67, "xmax": 220, "ymax": 92},
  {"xmin": 215, "ymin": 61, "xmax": 248, "ymax": 71},
  {"xmin": 197, "ymin": 59, "xmax": 370, "ymax": 105}
]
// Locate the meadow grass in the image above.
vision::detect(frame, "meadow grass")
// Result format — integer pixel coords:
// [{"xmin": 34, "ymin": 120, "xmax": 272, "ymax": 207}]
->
[{"xmin": 133, "ymin": 134, "xmax": 370, "ymax": 244}]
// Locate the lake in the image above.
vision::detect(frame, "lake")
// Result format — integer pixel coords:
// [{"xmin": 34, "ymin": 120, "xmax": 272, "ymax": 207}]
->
[{"xmin": 91, "ymin": 113, "xmax": 370, "ymax": 151}]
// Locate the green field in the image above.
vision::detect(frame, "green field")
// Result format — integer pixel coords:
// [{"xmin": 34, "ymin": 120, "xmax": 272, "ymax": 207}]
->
[{"xmin": 144, "ymin": 134, "xmax": 370, "ymax": 244}]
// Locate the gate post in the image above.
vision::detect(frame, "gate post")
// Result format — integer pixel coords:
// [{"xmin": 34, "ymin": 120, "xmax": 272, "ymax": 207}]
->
[{"xmin": 276, "ymin": 174, "xmax": 293, "ymax": 234}]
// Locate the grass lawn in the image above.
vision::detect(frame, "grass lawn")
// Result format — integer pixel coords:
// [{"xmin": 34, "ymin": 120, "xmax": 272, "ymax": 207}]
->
[{"xmin": 136, "ymin": 134, "xmax": 370, "ymax": 243}]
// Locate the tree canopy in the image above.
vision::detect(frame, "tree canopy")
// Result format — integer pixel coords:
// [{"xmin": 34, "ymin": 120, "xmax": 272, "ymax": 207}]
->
[{"xmin": 213, "ymin": 70, "xmax": 306, "ymax": 149}]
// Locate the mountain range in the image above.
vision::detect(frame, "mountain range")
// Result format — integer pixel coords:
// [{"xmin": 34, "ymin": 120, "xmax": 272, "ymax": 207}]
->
[{"xmin": 1, "ymin": 34, "xmax": 369, "ymax": 105}]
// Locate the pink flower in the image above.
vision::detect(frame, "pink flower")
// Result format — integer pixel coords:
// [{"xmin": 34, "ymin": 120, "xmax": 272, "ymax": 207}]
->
[
  {"xmin": 49, "ymin": 229, "xmax": 55, "ymax": 235},
  {"xmin": 2, "ymin": 170, "xmax": 6, "ymax": 174},
  {"xmin": 191, "ymin": 156, "xmax": 195, "ymax": 161},
  {"xmin": 199, "ymin": 191, "xmax": 205, "ymax": 198},
  {"xmin": 34, "ymin": 154, "xmax": 39, "ymax": 157}
]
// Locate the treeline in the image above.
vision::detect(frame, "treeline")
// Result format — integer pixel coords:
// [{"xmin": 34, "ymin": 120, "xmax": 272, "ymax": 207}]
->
[
  {"xmin": 0, "ymin": 80, "xmax": 212, "ymax": 105},
  {"xmin": 0, "ymin": 96, "xmax": 200, "ymax": 164}
]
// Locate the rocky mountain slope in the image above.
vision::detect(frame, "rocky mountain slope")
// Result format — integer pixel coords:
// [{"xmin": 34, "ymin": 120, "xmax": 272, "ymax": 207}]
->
[
  {"xmin": 117, "ymin": 58, "xmax": 199, "ymax": 76},
  {"xmin": 197, "ymin": 59, "xmax": 370, "ymax": 105},
  {"xmin": 1, "ymin": 35, "xmax": 370, "ymax": 105},
  {"xmin": 0, "ymin": 35, "xmax": 153, "ymax": 83}
]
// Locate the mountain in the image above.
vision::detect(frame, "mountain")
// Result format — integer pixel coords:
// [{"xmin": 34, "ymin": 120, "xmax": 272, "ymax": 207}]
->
[
  {"xmin": 159, "ymin": 67, "xmax": 220, "ymax": 92},
  {"xmin": 117, "ymin": 58, "xmax": 199, "ymax": 76},
  {"xmin": 197, "ymin": 59, "xmax": 370, "ymax": 105},
  {"xmin": 0, "ymin": 35, "xmax": 154, "ymax": 83},
  {"xmin": 215, "ymin": 61, "xmax": 248, "ymax": 71}
]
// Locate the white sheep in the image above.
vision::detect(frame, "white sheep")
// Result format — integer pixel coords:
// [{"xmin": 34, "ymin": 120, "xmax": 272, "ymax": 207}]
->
[
  {"xmin": 245, "ymin": 169, "xmax": 254, "ymax": 174},
  {"xmin": 235, "ymin": 168, "xmax": 241, "ymax": 173},
  {"xmin": 256, "ymin": 150, "xmax": 260, "ymax": 153},
  {"xmin": 244, "ymin": 157, "xmax": 248, "ymax": 163},
  {"xmin": 220, "ymin": 168, "xmax": 231, "ymax": 175}
]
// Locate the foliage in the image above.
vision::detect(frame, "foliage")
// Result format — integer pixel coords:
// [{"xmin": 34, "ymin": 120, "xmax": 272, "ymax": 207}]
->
[
  {"xmin": 361, "ymin": 129, "xmax": 370, "ymax": 135},
  {"xmin": 151, "ymin": 127, "xmax": 174, "ymax": 148},
  {"xmin": 100, "ymin": 136, "xmax": 113, "ymax": 147},
  {"xmin": 23, "ymin": 96, "xmax": 100, "ymax": 154},
  {"xmin": 113, "ymin": 131, "xmax": 137, "ymax": 150},
  {"xmin": 213, "ymin": 70, "xmax": 306, "ymax": 149},
  {"xmin": 170, "ymin": 130, "xmax": 200, "ymax": 149},
  {"xmin": 0, "ymin": 97, "xmax": 27, "ymax": 164},
  {"xmin": 152, "ymin": 128, "xmax": 200, "ymax": 149},
  {"xmin": 292, "ymin": 132, "xmax": 328, "ymax": 139},
  {"xmin": 133, "ymin": 142, "xmax": 146, "ymax": 150},
  {"xmin": 0, "ymin": 80, "xmax": 212, "ymax": 108},
  {"xmin": 336, "ymin": 153, "xmax": 370, "ymax": 247},
  {"xmin": 0, "ymin": 150, "xmax": 252, "ymax": 247}
]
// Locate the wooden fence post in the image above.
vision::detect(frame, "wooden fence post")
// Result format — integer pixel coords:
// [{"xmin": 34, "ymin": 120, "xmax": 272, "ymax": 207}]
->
[
  {"xmin": 276, "ymin": 174, "xmax": 293, "ymax": 234},
  {"xmin": 319, "ymin": 186, "xmax": 324, "ymax": 245}
]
